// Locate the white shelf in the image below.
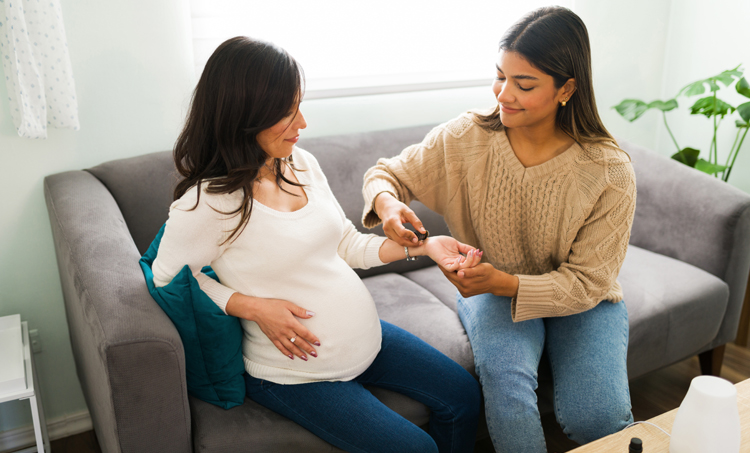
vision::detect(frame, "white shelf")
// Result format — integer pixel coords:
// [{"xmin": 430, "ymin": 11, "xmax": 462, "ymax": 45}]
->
[
  {"xmin": 0, "ymin": 314, "xmax": 26, "ymax": 400},
  {"xmin": 0, "ymin": 319, "xmax": 48, "ymax": 452}
]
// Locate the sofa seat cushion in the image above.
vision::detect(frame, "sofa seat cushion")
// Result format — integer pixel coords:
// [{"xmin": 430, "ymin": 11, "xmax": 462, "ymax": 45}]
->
[
  {"xmin": 190, "ymin": 396, "xmax": 345, "ymax": 453},
  {"xmin": 618, "ymin": 245, "xmax": 729, "ymax": 378},
  {"xmin": 363, "ymin": 272, "xmax": 475, "ymax": 375},
  {"xmin": 403, "ymin": 266, "xmax": 460, "ymax": 312}
]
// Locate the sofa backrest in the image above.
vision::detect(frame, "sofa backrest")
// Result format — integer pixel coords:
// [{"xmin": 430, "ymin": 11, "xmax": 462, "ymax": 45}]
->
[{"xmin": 86, "ymin": 124, "xmax": 449, "ymax": 278}]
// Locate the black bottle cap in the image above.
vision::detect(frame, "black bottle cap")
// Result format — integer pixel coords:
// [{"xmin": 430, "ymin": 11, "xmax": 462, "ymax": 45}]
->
[{"xmin": 629, "ymin": 437, "xmax": 643, "ymax": 452}]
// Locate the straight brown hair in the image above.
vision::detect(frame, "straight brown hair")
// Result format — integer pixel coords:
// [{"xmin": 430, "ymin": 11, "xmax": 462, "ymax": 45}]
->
[{"xmin": 475, "ymin": 6, "xmax": 618, "ymax": 148}]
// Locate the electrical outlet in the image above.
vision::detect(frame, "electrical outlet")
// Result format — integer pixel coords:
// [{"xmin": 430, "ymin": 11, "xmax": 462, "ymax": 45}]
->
[{"xmin": 29, "ymin": 329, "xmax": 42, "ymax": 353}]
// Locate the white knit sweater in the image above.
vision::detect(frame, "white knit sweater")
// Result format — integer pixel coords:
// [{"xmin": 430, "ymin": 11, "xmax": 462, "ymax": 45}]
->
[{"xmin": 152, "ymin": 148, "xmax": 388, "ymax": 384}]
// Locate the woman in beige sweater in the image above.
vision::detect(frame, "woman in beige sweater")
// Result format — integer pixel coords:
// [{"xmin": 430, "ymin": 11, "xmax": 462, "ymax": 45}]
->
[{"xmin": 362, "ymin": 6, "xmax": 635, "ymax": 452}]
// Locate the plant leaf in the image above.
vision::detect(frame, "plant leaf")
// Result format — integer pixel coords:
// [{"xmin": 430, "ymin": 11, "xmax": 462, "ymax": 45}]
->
[
  {"xmin": 737, "ymin": 119, "xmax": 750, "ymax": 128},
  {"xmin": 647, "ymin": 99, "xmax": 678, "ymax": 111},
  {"xmin": 695, "ymin": 158, "xmax": 727, "ymax": 175},
  {"xmin": 613, "ymin": 99, "xmax": 649, "ymax": 121},
  {"xmin": 678, "ymin": 66, "xmax": 744, "ymax": 96},
  {"xmin": 679, "ymin": 81, "xmax": 706, "ymax": 97},
  {"xmin": 613, "ymin": 98, "xmax": 679, "ymax": 121},
  {"xmin": 689, "ymin": 96, "xmax": 736, "ymax": 118},
  {"xmin": 738, "ymin": 101, "xmax": 750, "ymax": 122},
  {"xmin": 671, "ymin": 147, "xmax": 700, "ymax": 167},
  {"xmin": 737, "ymin": 77, "xmax": 750, "ymax": 99}
]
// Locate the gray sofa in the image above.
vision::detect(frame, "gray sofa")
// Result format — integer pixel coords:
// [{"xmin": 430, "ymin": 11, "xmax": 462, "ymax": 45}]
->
[{"xmin": 44, "ymin": 124, "xmax": 750, "ymax": 452}]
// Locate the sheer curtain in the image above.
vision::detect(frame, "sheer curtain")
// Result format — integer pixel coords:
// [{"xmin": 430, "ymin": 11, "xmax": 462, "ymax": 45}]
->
[
  {"xmin": 0, "ymin": 0, "xmax": 79, "ymax": 139},
  {"xmin": 190, "ymin": 1, "xmax": 572, "ymax": 99}
]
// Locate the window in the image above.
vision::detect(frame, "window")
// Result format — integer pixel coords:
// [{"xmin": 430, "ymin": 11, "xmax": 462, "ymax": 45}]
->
[{"xmin": 190, "ymin": 1, "xmax": 572, "ymax": 99}]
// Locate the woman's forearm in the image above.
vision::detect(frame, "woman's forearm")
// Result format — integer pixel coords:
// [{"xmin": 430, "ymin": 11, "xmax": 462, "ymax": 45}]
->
[
  {"xmin": 225, "ymin": 292, "xmax": 260, "ymax": 321},
  {"xmin": 378, "ymin": 238, "xmax": 425, "ymax": 263}
]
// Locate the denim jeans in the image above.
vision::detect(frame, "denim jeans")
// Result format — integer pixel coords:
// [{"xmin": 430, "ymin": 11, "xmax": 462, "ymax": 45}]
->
[
  {"xmin": 244, "ymin": 320, "xmax": 482, "ymax": 453},
  {"xmin": 458, "ymin": 294, "xmax": 633, "ymax": 453}
]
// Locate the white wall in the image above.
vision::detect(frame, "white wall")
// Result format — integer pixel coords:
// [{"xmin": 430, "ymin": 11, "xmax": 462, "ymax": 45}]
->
[
  {"xmin": 656, "ymin": 0, "xmax": 750, "ymax": 193},
  {"xmin": 0, "ymin": 0, "xmax": 196, "ymax": 438},
  {"xmin": 1, "ymin": 0, "xmax": 747, "ymax": 447},
  {"xmin": 576, "ymin": 0, "xmax": 673, "ymax": 150}
]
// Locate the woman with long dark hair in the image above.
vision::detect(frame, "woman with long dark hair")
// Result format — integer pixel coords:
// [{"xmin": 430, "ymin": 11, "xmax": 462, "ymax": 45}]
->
[
  {"xmin": 362, "ymin": 7, "xmax": 635, "ymax": 452},
  {"xmin": 151, "ymin": 37, "xmax": 481, "ymax": 452}
]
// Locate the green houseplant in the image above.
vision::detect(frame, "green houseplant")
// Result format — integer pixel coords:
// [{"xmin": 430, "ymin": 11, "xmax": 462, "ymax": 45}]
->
[{"xmin": 613, "ymin": 66, "xmax": 750, "ymax": 182}]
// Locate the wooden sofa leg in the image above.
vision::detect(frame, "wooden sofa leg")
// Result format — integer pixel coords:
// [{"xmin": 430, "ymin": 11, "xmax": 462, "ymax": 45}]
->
[{"xmin": 698, "ymin": 344, "xmax": 726, "ymax": 376}]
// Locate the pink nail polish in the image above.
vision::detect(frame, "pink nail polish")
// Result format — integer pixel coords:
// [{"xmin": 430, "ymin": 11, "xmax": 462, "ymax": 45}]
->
[
  {"xmin": 306, "ymin": 311, "xmax": 316, "ymax": 317},
  {"xmin": 310, "ymin": 351, "xmax": 317, "ymax": 357},
  {"xmin": 314, "ymin": 341, "xmax": 321, "ymax": 346},
  {"xmin": 288, "ymin": 354, "xmax": 293, "ymax": 359},
  {"xmin": 301, "ymin": 355, "xmax": 308, "ymax": 361}
]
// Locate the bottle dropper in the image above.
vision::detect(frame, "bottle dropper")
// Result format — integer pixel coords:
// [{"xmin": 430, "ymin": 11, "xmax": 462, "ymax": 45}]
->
[{"xmin": 629, "ymin": 437, "xmax": 643, "ymax": 452}]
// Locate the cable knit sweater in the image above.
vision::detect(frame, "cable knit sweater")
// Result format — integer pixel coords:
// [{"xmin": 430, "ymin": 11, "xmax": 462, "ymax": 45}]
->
[
  {"xmin": 362, "ymin": 113, "xmax": 636, "ymax": 322},
  {"xmin": 153, "ymin": 148, "xmax": 388, "ymax": 384}
]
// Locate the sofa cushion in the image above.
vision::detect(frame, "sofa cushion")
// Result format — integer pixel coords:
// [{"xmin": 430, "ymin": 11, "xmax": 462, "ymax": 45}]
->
[
  {"xmin": 403, "ymin": 266, "xmax": 461, "ymax": 313},
  {"xmin": 613, "ymin": 245, "xmax": 729, "ymax": 378},
  {"xmin": 87, "ymin": 150, "xmax": 175, "ymax": 255},
  {"xmin": 363, "ymin": 273, "xmax": 475, "ymax": 375},
  {"xmin": 140, "ymin": 225, "xmax": 245, "ymax": 409}
]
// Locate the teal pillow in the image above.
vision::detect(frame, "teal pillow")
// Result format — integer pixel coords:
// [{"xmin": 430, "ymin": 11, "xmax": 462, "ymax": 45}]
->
[{"xmin": 139, "ymin": 224, "xmax": 245, "ymax": 409}]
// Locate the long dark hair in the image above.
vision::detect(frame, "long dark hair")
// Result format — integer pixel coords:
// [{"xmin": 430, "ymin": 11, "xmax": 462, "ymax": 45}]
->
[
  {"xmin": 475, "ymin": 6, "xmax": 617, "ymax": 147},
  {"xmin": 173, "ymin": 37, "xmax": 305, "ymax": 244}
]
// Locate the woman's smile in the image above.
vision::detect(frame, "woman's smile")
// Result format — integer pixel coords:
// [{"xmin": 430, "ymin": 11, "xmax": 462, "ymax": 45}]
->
[{"xmin": 500, "ymin": 105, "xmax": 523, "ymax": 114}]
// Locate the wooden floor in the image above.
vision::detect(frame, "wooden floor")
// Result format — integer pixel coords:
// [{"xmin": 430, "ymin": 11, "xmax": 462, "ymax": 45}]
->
[{"xmin": 35, "ymin": 343, "xmax": 750, "ymax": 453}]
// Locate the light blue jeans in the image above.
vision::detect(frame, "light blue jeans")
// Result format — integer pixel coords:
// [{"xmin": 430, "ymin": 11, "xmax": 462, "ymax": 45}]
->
[{"xmin": 458, "ymin": 294, "xmax": 633, "ymax": 452}]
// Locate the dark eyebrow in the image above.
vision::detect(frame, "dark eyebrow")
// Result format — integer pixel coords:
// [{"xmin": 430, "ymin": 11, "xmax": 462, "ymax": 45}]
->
[{"xmin": 496, "ymin": 64, "xmax": 539, "ymax": 81}]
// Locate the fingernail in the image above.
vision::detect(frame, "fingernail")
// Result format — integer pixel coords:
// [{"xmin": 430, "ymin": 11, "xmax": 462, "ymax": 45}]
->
[
  {"xmin": 301, "ymin": 355, "xmax": 308, "ymax": 361},
  {"xmin": 314, "ymin": 341, "xmax": 321, "ymax": 346},
  {"xmin": 479, "ymin": 251, "xmax": 483, "ymax": 256},
  {"xmin": 306, "ymin": 311, "xmax": 316, "ymax": 317},
  {"xmin": 288, "ymin": 354, "xmax": 294, "ymax": 359},
  {"xmin": 412, "ymin": 237, "xmax": 418, "ymax": 243},
  {"xmin": 310, "ymin": 351, "xmax": 317, "ymax": 357}
]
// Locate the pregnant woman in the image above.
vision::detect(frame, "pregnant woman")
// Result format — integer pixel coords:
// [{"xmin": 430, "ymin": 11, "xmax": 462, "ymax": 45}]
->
[
  {"xmin": 151, "ymin": 37, "xmax": 481, "ymax": 453},
  {"xmin": 362, "ymin": 6, "xmax": 636, "ymax": 452}
]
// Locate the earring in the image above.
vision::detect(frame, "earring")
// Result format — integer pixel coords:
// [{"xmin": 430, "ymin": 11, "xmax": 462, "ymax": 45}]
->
[{"xmin": 561, "ymin": 99, "xmax": 568, "ymax": 107}]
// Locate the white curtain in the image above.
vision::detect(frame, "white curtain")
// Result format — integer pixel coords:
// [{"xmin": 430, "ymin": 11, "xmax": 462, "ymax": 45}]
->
[{"xmin": 0, "ymin": 0, "xmax": 79, "ymax": 139}]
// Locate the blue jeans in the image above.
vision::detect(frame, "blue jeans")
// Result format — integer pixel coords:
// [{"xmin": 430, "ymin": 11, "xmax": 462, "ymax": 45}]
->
[
  {"xmin": 458, "ymin": 294, "xmax": 633, "ymax": 453},
  {"xmin": 244, "ymin": 320, "xmax": 481, "ymax": 453}
]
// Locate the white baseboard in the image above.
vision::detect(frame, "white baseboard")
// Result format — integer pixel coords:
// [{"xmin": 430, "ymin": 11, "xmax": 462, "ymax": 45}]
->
[{"xmin": 0, "ymin": 410, "xmax": 92, "ymax": 452}]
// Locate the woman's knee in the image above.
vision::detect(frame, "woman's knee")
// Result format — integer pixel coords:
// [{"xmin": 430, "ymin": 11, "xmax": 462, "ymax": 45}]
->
[{"xmin": 556, "ymin": 397, "xmax": 633, "ymax": 444}]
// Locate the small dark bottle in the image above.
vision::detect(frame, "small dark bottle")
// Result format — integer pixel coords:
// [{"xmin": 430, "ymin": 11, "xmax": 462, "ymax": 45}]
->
[{"xmin": 629, "ymin": 437, "xmax": 643, "ymax": 453}]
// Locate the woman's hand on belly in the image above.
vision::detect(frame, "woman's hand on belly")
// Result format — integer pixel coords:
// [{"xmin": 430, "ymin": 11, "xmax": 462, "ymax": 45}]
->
[{"xmin": 226, "ymin": 293, "xmax": 320, "ymax": 361}]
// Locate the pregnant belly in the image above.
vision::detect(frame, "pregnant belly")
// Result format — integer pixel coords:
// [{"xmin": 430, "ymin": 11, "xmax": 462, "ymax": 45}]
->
[{"xmin": 240, "ymin": 280, "xmax": 382, "ymax": 375}]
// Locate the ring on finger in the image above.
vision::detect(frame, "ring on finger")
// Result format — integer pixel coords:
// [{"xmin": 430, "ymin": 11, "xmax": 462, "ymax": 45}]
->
[{"xmin": 289, "ymin": 336, "xmax": 297, "ymax": 343}]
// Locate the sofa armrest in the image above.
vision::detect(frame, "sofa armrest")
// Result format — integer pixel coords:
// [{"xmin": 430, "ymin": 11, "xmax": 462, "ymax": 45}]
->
[
  {"xmin": 620, "ymin": 139, "xmax": 750, "ymax": 346},
  {"xmin": 44, "ymin": 170, "xmax": 192, "ymax": 453}
]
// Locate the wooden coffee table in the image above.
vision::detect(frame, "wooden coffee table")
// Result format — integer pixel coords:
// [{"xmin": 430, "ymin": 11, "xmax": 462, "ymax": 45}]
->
[{"xmin": 568, "ymin": 378, "xmax": 750, "ymax": 452}]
